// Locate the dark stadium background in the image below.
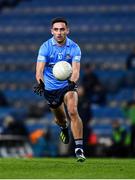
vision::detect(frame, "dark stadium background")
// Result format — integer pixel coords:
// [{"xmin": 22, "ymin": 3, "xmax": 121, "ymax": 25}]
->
[{"xmin": 0, "ymin": 0, "xmax": 135, "ymax": 158}]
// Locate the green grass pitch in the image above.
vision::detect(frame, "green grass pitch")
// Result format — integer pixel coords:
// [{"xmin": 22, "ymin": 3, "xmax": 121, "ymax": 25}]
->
[{"xmin": 0, "ymin": 158, "xmax": 135, "ymax": 179}]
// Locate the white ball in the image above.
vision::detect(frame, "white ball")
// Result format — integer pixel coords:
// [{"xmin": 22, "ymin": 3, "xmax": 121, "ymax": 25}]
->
[{"xmin": 53, "ymin": 61, "xmax": 72, "ymax": 81}]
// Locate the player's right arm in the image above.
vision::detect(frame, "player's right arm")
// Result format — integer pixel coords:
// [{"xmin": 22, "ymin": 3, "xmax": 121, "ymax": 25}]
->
[
  {"xmin": 36, "ymin": 62, "xmax": 46, "ymax": 83},
  {"xmin": 36, "ymin": 43, "xmax": 48, "ymax": 83}
]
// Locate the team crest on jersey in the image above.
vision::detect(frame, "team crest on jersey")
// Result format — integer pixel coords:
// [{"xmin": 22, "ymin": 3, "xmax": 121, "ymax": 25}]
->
[
  {"xmin": 58, "ymin": 53, "xmax": 63, "ymax": 60},
  {"xmin": 66, "ymin": 54, "xmax": 71, "ymax": 60}
]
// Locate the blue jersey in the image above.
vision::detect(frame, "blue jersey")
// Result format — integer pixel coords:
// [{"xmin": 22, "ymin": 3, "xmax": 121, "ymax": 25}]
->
[{"xmin": 37, "ymin": 37, "xmax": 81, "ymax": 90}]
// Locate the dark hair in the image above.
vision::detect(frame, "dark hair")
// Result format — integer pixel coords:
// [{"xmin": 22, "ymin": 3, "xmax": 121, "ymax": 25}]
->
[{"xmin": 51, "ymin": 17, "xmax": 68, "ymax": 27}]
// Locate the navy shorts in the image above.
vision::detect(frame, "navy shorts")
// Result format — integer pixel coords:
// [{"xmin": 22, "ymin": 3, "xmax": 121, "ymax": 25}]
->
[{"xmin": 44, "ymin": 85, "xmax": 77, "ymax": 109}]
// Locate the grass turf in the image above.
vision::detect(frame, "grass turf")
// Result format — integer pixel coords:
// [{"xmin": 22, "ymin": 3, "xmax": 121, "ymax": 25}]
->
[{"xmin": 0, "ymin": 158, "xmax": 135, "ymax": 179}]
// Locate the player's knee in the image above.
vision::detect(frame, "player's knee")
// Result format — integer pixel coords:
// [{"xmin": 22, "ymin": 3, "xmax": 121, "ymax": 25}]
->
[{"xmin": 68, "ymin": 107, "xmax": 78, "ymax": 119}]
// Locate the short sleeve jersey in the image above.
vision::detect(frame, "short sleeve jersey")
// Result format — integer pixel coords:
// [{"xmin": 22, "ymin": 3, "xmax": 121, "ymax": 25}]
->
[{"xmin": 37, "ymin": 37, "xmax": 81, "ymax": 90}]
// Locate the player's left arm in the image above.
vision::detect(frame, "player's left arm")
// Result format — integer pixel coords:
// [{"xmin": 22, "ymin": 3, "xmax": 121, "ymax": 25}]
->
[
  {"xmin": 70, "ymin": 44, "xmax": 81, "ymax": 83},
  {"xmin": 70, "ymin": 61, "xmax": 80, "ymax": 83}
]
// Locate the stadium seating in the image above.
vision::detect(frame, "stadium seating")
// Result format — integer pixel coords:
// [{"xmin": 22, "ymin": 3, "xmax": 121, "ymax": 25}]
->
[
  {"xmin": 0, "ymin": 2, "xmax": 134, "ymax": 88},
  {"xmin": 0, "ymin": 0, "xmax": 135, "ymax": 157}
]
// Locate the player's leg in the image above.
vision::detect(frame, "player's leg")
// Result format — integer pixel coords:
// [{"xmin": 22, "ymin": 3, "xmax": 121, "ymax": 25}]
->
[
  {"xmin": 64, "ymin": 91, "xmax": 86, "ymax": 162},
  {"xmin": 64, "ymin": 91, "xmax": 82, "ymax": 138},
  {"xmin": 50, "ymin": 104, "xmax": 69, "ymax": 144},
  {"xmin": 51, "ymin": 104, "xmax": 67, "ymax": 127}
]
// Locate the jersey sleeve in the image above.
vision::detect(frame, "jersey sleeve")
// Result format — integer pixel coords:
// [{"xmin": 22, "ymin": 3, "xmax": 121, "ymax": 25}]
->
[
  {"xmin": 37, "ymin": 43, "xmax": 48, "ymax": 62},
  {"xmin": 72, "ymin": 45, "xmax": 81, "ymax": 62}
]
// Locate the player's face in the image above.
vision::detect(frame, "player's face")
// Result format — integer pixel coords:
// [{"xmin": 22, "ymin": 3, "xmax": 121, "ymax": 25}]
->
[{"xmin": 51, "ymin": 22, "xmax": 69, "ymax": 45}]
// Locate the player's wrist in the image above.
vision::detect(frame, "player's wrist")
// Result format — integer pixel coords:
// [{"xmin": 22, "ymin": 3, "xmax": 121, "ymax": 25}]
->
[
  {"xmin": 33, "ymin": 79, "xmax": 45, "ymax": 96},
  {"xmin": 68, "ymin": 80, "xmax": 77, "ymax": 90},
  {"xmin": 68, "ymin": 78, "xmax": 76, "ymax": 83},
  {"xmin": 39, "ymin": 79, "xmax": 45, "ymax": 87}
]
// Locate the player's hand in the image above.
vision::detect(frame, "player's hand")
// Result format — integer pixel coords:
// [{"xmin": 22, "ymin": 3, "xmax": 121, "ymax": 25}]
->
[
  {"xmin": 68, "ymin": 80, "xmax": 77, "ymax": 91},
  {"xmin": 34, "ymin": 79, "xmax": 45, "ymax": 96}
]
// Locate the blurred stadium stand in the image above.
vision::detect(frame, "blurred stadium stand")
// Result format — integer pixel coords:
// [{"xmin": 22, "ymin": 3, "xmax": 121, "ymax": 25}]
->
[{"xmin": 0, "ymin": 0, "xmax": 135, "ymax": 157}]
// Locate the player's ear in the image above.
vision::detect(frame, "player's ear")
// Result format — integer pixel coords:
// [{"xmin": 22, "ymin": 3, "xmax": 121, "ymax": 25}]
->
[
  {"xmin": 51, "ymin": 29, "xmax": 53, "ymax": 35},
  {"xmin": 67, "ymin": 28, "xmax": 70, "ymax": 34}
]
